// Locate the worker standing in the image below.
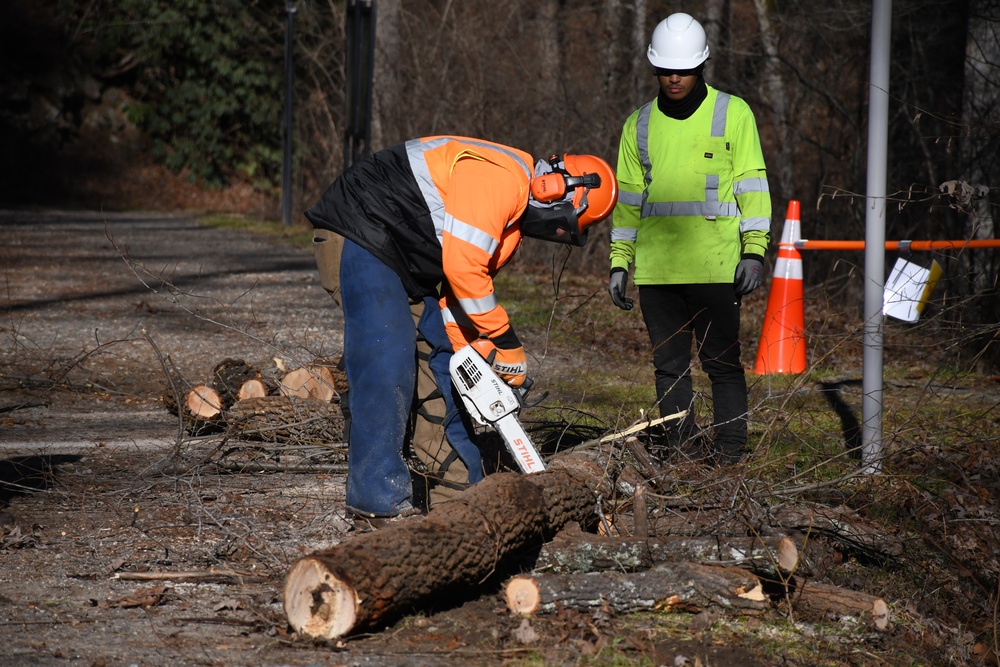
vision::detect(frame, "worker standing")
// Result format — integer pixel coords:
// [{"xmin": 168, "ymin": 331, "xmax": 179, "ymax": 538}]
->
[
  {"xmin": 307, "ymin": 136, "xmax": 617, "ymax": 524},
  {"xmin": 607, "ymin": 13, "xmax": 772, "ymax": 465}
]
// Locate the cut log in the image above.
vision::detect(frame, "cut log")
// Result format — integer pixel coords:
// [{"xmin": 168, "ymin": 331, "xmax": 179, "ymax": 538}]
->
[
  {"xmin": 279, "ymin": 366, "xmax": 337, "ymax": 402},
  {"xmin": 226, "ymin": 396, "xmax": 344, "ymax": 444},
  {"xmin": 506, "ymin": 562, "xmax": 768, "ymax": 616},
  {"xmin": 775, "ymin": 578, "xmax": 890, "ymax": 628},
  {"xmin": 211, "ymin": 358, "xmax": 262, "ymax": 406},
  {"xmin": 764, "ymin": 505, "xmax": 905, "ymax": 561},
  {"xmin": 284, "ymin": 454, "xmax": 606, "ymax": 639},
  {"xmin": 185, "ymin": 385, "xmax": 222, "ymax": 419},
  {"xmin": 533, "ymin": 528, "xmax": 818, "ymax": 578},
  {"xmin": 237, "ymin": 378, "xmax": 268, "ymax": 400}
]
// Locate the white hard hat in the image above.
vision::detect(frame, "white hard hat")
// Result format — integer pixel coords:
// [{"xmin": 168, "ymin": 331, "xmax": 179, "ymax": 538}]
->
[{"xmin": 647, "ymin": 13, "xmax": 710, "ymax": 70}]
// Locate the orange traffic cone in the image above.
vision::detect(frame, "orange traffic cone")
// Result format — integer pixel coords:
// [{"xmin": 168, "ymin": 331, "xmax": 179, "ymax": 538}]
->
[{"xmin": 754, "ymin": 200, "xmax": 807, "ymax": 375}]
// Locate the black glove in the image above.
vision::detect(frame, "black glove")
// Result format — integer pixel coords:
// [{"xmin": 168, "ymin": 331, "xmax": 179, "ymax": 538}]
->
[
  {"xmin": 734, "ymin": 255, "xmax": 764, "ymax": 296},
  {"xmin": 608, "ymin": 268, "xmax": 633, "ymax": 310}
]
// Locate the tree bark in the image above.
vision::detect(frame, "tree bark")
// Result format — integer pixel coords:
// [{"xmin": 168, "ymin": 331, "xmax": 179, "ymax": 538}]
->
[
  {"xmin": 534, "ymin": 525, "xmax": 816, "ymax": 578},
  {"xmin": 225, "ymin": 396, "xmax": 343, "ymax": 444},
  {"xmin": 506, "ymin": 562, "xmax": 768, "ymax": 616},
  {"xmin": 774, "ymin": 579, "xmax": 889, "ymax": 628},
  {"xmin": 763, "ymin": 504, "xmax": 905, "ymax": 561},
  {"xmin": 283, "ymin": 454, "xmax": 606, "ymax": 639},
  {"xmin": 211, "ymin": 358, "xmax": 262, "ymax": 406}
]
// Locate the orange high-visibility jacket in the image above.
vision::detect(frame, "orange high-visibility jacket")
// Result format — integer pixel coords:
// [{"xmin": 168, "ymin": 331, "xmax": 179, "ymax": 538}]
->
[{"xmin": 305, "ymin": 136, "xmax": 534, "ymax": 349}]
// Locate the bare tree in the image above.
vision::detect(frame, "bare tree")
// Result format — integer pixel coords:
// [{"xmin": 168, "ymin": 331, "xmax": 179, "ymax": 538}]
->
[
  {"xmin": 372, "ymin": 0, "xmax": 401, "ymax": 150},
  {"xmin": 752, "ymin": 0, "xmax": 793, "ymax": 200},
  {"xmin": 961, "ymin": 0, "xmax": 999, "ymax": 289}
]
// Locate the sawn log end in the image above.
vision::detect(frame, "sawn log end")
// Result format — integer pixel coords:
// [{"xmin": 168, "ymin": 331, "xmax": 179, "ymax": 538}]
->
[{"xmin": 284, "ymin": 557, "xmax": 359, "ymax": 640}]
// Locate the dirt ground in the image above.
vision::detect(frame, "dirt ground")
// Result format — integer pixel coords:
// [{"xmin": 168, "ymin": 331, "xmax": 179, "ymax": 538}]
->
[
  {"xmin": 1, "ymin": 208, "xmax": 996, "ymax": 667},
  {"xmin": 0, "ymin": 209, "xmax": 751, "ymax": 667}
]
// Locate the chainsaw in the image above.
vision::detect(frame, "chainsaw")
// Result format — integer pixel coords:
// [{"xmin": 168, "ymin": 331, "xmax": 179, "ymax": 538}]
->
[{"xmin": 448, "ymin": 344, "xmax": 546, "ymax": 474}]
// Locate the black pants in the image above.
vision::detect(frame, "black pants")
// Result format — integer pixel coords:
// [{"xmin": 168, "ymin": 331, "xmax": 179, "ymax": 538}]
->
[{"xmin": 638, "ymin": 283, "xmax": 748, "ymax": 453}]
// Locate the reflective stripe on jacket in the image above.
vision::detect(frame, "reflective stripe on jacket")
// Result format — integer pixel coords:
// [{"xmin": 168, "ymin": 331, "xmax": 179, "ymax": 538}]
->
[
  {"xmin": 610, "ymin": 86, "xmax": 772, "ymax": 285},
  {"xmin": 305, "ymin": 136, "xmax": 533, "ymax": 344}
]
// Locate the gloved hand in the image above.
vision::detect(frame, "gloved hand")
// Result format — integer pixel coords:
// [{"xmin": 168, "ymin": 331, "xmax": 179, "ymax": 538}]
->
[
  {"xmin": 608, "ymin": 268, "xmax": 633, "ymax": 310},
  {"xmin": 734, "ymin": 256, "xmax": 764, "ymax": 296},
  {"xmin": 471, "ymin": 329, "xmax": 527, "ymax": 387}
]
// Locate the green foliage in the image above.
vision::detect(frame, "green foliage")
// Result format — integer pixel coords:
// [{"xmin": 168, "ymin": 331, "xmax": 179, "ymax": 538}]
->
[{"xmin": 68, "ymin": 0, "xmax": 284, "ymax": 189}]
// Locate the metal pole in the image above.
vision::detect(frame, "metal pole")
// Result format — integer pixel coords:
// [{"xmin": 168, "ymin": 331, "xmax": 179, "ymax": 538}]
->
[
  {"xmin": 861, "ymin": 0, "xmax": 892, "ymax": 473},
  {"xmin": 281, "ymin": 2, "xmax": 296, "ymax": 226}
]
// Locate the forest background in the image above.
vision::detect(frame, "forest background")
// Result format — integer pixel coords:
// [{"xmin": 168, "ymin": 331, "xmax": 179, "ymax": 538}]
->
[{"xmin": 0, "ymin": 0, "xmax": 997, "ymax": 369}]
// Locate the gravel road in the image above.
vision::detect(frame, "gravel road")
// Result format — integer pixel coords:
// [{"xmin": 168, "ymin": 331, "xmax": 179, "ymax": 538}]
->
[{"xmin": 1, "ymin": 208, "xmax": 342, "ymax": 451}]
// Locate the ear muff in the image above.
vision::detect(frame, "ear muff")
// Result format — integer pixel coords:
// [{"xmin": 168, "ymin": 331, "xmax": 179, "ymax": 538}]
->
[
  {"xmin": 529, "ymin": 172, "xmax": 568, "ymax": 203},
  {"xmin": 530, "ymin": 160, "xmax": 603, "ymax": 204}
]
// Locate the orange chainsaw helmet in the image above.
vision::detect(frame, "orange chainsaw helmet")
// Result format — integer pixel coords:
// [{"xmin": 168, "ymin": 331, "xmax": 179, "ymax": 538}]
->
[{"xmin": 522, "ymin": 154, "xmax": 618, "ymax": 246}]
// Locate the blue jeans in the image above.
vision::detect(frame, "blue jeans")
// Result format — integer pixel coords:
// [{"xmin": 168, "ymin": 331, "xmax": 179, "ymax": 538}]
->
[
  {"xmin": 415, "ymin": 297, "xmax": 485, "ymax": 485},
  {"xmin": 340, "ymin": 240, "xmax": 480, "ymax": 516}
]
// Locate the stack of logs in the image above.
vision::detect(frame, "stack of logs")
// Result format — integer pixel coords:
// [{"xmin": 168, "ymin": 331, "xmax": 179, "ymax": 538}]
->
[
  {"xmin": 283, "ymin": 449, "xmax": 894, "ymax": 641},
  {"xmin": 163, "ymin": 358, "xmax": 345, "ymax": 443}
]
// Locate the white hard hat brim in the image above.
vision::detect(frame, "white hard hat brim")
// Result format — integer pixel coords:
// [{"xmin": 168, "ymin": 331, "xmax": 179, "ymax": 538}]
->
[{"xmin": 647, "ymin": 46, "xmax": 710, "ymax": 70}]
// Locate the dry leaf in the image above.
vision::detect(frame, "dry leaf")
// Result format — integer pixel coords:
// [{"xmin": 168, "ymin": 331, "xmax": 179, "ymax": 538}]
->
[
  {"xmin": 113, "ymin": 585, "xmax": 169, "ymax": 609},
  {"xmin": 513, "ymin": 618, "xmax": 539, "ymax": 644}
]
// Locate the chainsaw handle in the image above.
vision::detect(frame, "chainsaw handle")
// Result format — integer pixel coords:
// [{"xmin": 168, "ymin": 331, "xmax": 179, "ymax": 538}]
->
[{"xmin": 516, "ymin": 377, "xmax": 548, "ymax": 409}]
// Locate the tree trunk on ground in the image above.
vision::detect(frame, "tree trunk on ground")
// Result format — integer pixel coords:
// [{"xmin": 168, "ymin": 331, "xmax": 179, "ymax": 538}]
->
[
  {"xmin": 772, "ymin": 579, "xmax": 889, "ymax": 629},
  {"xmin": 283, "ymin": 454, "xmax": 606, "ymax": 639},
  {"xmin": 505, "ymin": 562, "xmax": 768, "ymax": 616},
  {"xmin": 534, "ymin": 524, "xmax": 817, "ymax": 578},
  {"xmin": 762, "ymin": 505, "xmax": 905, "ymax": 561}
]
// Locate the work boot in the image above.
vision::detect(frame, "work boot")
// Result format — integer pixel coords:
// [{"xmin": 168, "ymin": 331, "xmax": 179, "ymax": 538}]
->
[
  {"xmin": 715, "ymin": 443, "xmax": 748, "ymax": 467},
  {"xmin": 647, "ymin": 428, "xmax": 707, "ymax": 465}
]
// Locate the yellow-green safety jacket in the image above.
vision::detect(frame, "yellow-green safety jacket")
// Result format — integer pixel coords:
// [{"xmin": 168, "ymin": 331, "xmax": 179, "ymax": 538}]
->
[{"xmin": 610, "ymin": 85, "xmax": 772, "ymax": 284}]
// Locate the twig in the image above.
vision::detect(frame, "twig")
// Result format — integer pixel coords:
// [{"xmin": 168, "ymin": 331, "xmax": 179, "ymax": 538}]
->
[
  {"xmin": 206, "ymin": 461, "xmax": 347, "ymax": 475},
  {"xmin": 141, "ymin": 329, "xmax": 187, "ymax": 451},
  {"xmin": 114, "ymin": 569, "xmax": 264, "ymax": 584},
  {"xmin": 0, "ymin": 400, "xmax": 46, "ymax": 414},
  {"xmin": 557, "ymin": 411, "xmax": 688, "ymax": 453}
]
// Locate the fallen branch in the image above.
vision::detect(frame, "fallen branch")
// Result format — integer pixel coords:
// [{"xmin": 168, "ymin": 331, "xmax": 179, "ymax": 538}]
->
[
  {"xmin": 114, "ymin": 569, "xmax": 264, "ymax": 584},
  {"xmin": 559, "ymin": 411, "xmax": 688, "ymax": 453},
  {"xmin": 207, "ymin": 461, "xmax": 347, "ymax": 475}
]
